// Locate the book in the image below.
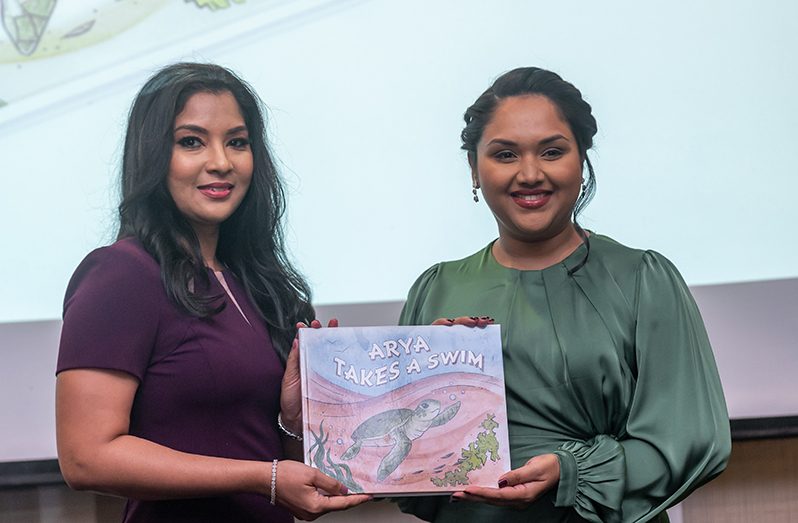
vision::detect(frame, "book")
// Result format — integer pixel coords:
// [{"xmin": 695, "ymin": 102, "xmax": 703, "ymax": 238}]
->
[{"xmin": 298, "ymin": 325, "xmax": 510, "ymax": 495}]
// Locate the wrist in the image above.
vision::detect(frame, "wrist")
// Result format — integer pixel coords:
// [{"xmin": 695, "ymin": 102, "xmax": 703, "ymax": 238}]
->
[
  {"xmin": 270, "ymin": 459, "xmax": 278, "ymax": 505},
  {"xmin": 552, "ymin": 449, "xmax": 576, "ymax": 507},
  {"xmin": 246, "ymin": 459, "xmax": 273, "ymax": 498},
  {"xmin": 278, "ymin": 412, "xmax": 303, "ymax": 441}
]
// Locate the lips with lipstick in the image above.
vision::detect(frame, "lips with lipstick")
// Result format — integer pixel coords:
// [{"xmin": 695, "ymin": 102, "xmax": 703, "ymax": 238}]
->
[
  {"xmin": 198, "ymin": 182, "xmax": 233, "ymax": 199},
  {"xmin": 511, "ymin": 189, "xmax": 552, "ymax": 209}
]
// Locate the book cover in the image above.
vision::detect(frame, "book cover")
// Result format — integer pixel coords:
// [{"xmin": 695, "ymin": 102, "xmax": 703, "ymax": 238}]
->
[{"xmin": 298, "ymin": 325, "xmax": 510, "ymax": 495}]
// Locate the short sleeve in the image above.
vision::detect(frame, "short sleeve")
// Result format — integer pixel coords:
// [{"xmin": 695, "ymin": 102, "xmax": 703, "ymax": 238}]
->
[{"xmin": 57, "ymin": 242, "xmax": 163, "ymax": 381}]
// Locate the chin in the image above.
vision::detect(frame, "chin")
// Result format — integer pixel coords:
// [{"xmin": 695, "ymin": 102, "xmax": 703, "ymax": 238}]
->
[{"xmin": 510, "ymin": 221, "xmax": 574, "ymax": 242}]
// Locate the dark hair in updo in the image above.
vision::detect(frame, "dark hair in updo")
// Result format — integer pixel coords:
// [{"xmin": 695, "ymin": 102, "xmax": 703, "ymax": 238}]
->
[{"xmin": 461, "ymin": 67, "xmax": 598, "ymax": 221}]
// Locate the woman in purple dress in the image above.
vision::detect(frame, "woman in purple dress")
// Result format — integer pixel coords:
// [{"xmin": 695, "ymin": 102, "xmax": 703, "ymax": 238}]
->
[{"xmin": 55, "ymin": 63, "xmax": 370, "ymax": 522}]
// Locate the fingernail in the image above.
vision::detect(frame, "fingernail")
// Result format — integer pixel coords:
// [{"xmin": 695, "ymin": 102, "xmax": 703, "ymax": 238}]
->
[
  {"xmin": 447, "ymin": 318, "xmax": 455, "ymax": 323},
  {"xmin": 470, "ymin": 316, "xmax": 478, "ymax": 320},
  {"xmin": 340, "ymin": 486, "xmax": 349, "ymax": 495},
  {"xmin": 498, "ymin": 479, "xmax": 508, "ymax": 488},
  {"xmin": 488, "ymin": 317, "xmax": 495, "ymax": 322}
]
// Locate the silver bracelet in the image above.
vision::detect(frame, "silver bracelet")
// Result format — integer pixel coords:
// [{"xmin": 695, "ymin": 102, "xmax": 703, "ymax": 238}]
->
[
  {"xmin": 277, "ymin": 412, "xmax": 303, "ymax": 441},
  {"xmin": 270, "ymin": 459, "xmax": 278, "ymax": 505}
]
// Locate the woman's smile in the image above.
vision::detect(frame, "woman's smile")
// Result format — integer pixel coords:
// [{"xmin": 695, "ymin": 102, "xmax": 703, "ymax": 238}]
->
[
  {"xmin": 197, "ymin": 182, "xmax": 234, "ymax": 199},
  {"xmin": 511, "ymin": 188, "xmax": 552, "ymax": 209}
]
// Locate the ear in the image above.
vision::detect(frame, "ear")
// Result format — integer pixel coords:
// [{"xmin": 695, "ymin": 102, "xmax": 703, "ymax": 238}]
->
[{"xmin": 468, "ymin": 152, "xmax": 479, "ymax": 188}]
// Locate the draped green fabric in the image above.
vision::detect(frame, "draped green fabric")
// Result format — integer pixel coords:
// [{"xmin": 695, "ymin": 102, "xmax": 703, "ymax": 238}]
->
[{"xmin": 396, "ymin": 234, "xmax": 730, "ymax": 523}]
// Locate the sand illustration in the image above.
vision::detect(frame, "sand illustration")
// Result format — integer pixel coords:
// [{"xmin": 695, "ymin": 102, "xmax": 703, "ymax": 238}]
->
[{"xmin": 304, "ymin": 372, "xmax": 509, "ymax": 494}]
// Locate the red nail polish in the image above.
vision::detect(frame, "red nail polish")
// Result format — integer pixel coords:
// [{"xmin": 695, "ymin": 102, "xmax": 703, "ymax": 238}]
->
[{"xmin": 498, "ymin": 479, "xmax": 508, "ymax": 488}]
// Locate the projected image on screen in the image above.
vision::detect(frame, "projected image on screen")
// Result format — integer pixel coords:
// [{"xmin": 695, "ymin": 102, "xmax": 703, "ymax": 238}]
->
[
  {"xmin": 0, "ymin": 0, "xmax": 287, "ymax": 121},
  {"xmin": 1, "ymin": 0, "xmax": 796, "ymax": 324},
  {"xmin": 0, "ymin": 0, "xmax": 796, "ymax": 465}
]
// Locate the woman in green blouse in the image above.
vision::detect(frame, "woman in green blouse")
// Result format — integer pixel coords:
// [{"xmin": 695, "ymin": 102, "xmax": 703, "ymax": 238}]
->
[{"xmin": 397, "ymin": 67, "xmax": 730, "ymax": 522}]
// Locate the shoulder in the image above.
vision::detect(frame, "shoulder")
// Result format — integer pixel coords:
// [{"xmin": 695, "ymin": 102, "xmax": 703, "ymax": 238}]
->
[
  {"xmin": 588, "ymin": 233, "xmax": 679, "ymax": 276},
  {"xmin": 588, "ymin": 233, "xmax": 690, "ymax": 308},
  {"xmin": 435, "ymin": 243, "xmax": 493, "ymax": 275},
  {"xmin": 408, "ymin": 244, "xmax": 491, "ymax": 289},
  {"xmin": 400, "ymin": 244, "xmax": 492, "ymax": 325},
  {"xmin": 588, "ymin": 233, "xmax": 646, "ymax": 267},
  {"xmin": 80, "ymin": 237, "xmax": 159, "ymax": 273},
  {"xmin": 64, "ymin": 237, "xmax": 162, "ymax": 310},
  {"xmin": 72, "ymin": 237, "xmax": 158, "ymax": 279}
]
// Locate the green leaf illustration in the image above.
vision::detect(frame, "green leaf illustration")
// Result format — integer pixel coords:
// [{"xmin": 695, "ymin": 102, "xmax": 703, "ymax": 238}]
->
[
  {"xmin": 187, "ymin": 0, "xmax": 246, "ymax": 10},
  {"xmin": 430, "ymin": 413, "xmax": 502, "ymax": 488}
]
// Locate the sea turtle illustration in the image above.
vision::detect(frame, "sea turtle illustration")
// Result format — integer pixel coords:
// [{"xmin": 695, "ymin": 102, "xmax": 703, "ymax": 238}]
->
[{"xmin": 341, "ymin": 399, "xmax": 461, "ymax": 481}]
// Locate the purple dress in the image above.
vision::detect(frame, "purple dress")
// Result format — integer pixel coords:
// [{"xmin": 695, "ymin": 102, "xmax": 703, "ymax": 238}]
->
[{"xmin": 57, "ymin": 238, "xmax": 293, "ymax": 522}]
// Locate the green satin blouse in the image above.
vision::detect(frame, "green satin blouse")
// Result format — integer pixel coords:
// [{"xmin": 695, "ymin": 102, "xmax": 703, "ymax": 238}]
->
[{"xmin": 396, "ymin": 234, "xmax": 730, "ymax": 523}]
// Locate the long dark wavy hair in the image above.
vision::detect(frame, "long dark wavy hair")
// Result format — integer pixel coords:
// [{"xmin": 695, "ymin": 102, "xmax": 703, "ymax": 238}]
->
[
  {"xmin": 460, "ymin": 67, "xmax": 599, "ymax": 273},
  {"xmin": 117, "ymin": 62, "xmax": 313, "ymax": 360}
]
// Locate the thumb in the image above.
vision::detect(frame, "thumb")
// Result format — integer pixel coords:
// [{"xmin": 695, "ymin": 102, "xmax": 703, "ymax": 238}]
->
[
  {"xmin": 309, "ymin": 469, "xmax": 348, "ymax": 496},
  {"xmin": 281, "ymin": 339, "xmax": 300, "ymax": 387},
  {"xmin": 315, "ymin": 492, "xmax": 372, "ymax": 515},
  {"xmin": 286, "ymin": 338, "xmax": 299, "ymax": 370},
  {"xmin": 498, "ymin": 454, "xmax": 557, "ymax": 488},
  {"xmin": 497, "ymin": 465, "xmax": 528, "ymax": 488}
]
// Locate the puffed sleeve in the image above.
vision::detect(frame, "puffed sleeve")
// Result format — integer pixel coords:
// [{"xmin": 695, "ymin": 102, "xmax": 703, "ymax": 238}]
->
[
  {"xmin": 553, "ymin": 251, "xmax": 731, "ymax": 523},
  {"xmin": 398, "ymin": 263, "xmax": 441, "ymax": 326},
  {"xmin": 395, "ymin": 264, "xmax": 445, "ymax": 522},
  {"xmin": 57, "ymin": 243, "xmax": 163, "ymax": 381}
]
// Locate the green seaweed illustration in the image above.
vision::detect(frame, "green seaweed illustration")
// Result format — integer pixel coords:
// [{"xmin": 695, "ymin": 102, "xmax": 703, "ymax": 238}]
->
[
  {"xmin": 307, "ymin": 420, "xmax": 364, "ymax": 493},
  {"xmin": 430, "ymin": 413, "xmax": 501, "ymax": 487}
]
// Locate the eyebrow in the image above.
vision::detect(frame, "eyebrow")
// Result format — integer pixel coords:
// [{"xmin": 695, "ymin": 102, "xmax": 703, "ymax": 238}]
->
[
  {"xmin": 173, "ymin": 124, "xmax": 248, "ymax": 135},
  {"xmin": 486, "ymin": 134, "xmax": 570, "ymax": 147}
]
